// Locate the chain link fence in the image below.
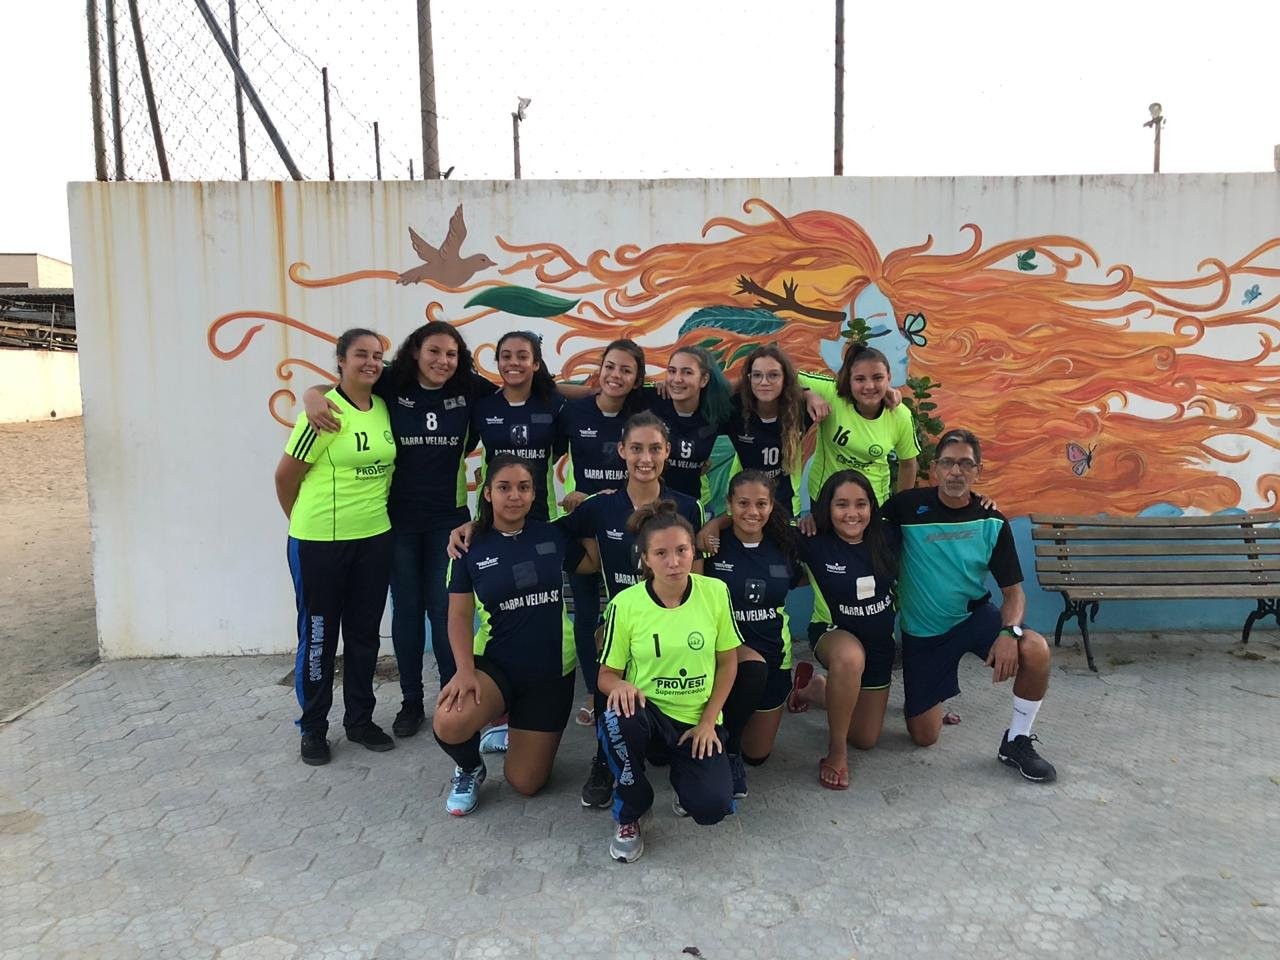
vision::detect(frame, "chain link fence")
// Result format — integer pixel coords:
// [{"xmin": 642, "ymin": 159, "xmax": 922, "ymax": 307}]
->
[{"xmin": 88, "ymin": 0, "xmax": 422, "ymax": 181}]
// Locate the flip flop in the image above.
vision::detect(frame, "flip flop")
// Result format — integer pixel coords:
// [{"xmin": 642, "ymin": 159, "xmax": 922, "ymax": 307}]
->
[
  {"xmin": 818, "ymin": 758, "xmax": 849, "ymax": 791},
  {"xmin": 943, "ymin": 711, "xmax": 961, "ymax": 726},
  {"xmin": 787, "ymin": 661, "xmax": 815, "ymax": 714},
  {"xmin": 574, "ymin": 705, "xmax": 596, "ymax": 727}
]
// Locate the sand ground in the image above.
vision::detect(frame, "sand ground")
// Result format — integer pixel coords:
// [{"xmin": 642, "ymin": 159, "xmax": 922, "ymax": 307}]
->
[{"xmin": 0, "ymin": 416, "xmax": 97, "ymax": 718}]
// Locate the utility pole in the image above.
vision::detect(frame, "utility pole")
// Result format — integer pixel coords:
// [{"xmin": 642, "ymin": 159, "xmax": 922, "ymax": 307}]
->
[
  {"xmin": 229, "ymin": 0, "xmax": 248, "ymax": 179},
  {"xmin": 86, "ymin": 0, "xmax": 108, "ymax": 180},
  {"xmin": 512, "ymin": 97, "xmax": 530, "ymax": 180},
  {"xmin": 416, "ymin": 0, "xmax": 440, "ymax": 179},
  {"xmin": 1143, "ymin": 102, "xmax": 1165, "ymax": 173},
  {"xmin": 834, "ymin": 0, "xmax": 844, "ymax": 175}
]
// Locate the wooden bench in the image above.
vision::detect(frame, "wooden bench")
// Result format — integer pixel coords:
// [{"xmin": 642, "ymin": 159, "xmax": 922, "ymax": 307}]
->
[{"xmin": 1030, "ymin": 512, "xmax": 1280, "ymax": 672}]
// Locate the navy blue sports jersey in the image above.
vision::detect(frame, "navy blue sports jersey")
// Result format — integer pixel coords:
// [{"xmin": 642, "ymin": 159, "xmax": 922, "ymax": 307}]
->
[
  {"xmin": 721, "ymin": 396, "xmax": 812, "ymax": 516},
  {"xmin": 446, "ymin": 520, "xmax": 580, "ymax": 681},
  {"xmin": 470, "ymin": 391, "xmax": 567, "ymax": 521},
  {"xmin": 558, "ymin": 396, "xmax": 628, "ymax": 495},
  {"xmin": 645, "ymin": 390, "xmax": 722, "ymax": 501},
  {"xmin": 704, "ymin": 530, "xmax": 801, "ymax": 669},
  {"xmin": 796, "ymin": 532, "xmax": 896, "ymax": 645},
  {"xmin": 374, "ymin": 370, "xmax": 497, "ymax": 531},
  {"xmin": 559, "ymin": 486, "xmax": 704, "ymax": 600}
]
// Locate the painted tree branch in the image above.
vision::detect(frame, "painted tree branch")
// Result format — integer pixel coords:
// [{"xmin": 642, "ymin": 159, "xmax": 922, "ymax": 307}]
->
[{"xmin": 735, "ymin": 275, "xmax": 845, "ymax": 323}]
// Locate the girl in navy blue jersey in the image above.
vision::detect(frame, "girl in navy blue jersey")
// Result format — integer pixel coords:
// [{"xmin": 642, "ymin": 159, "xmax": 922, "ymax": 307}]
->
[
  {"xmin": 646, "ymin": 345, "xmax": 732, "ymax": 503},
  {"xmin": 557, "ymin": 339, "xmax": 648, "ymax": 727},
  {"xmin": 433, "ymin": 456, "xmax": 593, "ymax": 816},
  {"xmin": 303, "ymin": 321, "xmax": 498, "ymax": 739},
  {"xmin": 721, "ymin": 346, "xmax": 812, "ymax": 517},
  {"xmin": 556, "ymin": 411, "xmax": 704, "ymax": 808},
  {"xmin": 703, "ymin": 470, "xmax": 804, "ymax": 798},
  {"xmin": 470, "ymin": 330, "xmax": 567, "ymax": 523},
  {"xmin": 798, "ymin": 470, "xmax": 899, "ymax": 790}
]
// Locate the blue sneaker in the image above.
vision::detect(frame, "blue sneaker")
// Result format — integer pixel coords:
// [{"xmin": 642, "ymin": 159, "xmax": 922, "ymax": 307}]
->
[
  {"xmin": 728, "ymin": 753, "xmax": 748, "ymax": 799},
  {"xmin": 479, "ymin": 723, "xmax": 509, "ymax": 754},
  {"xmin": 446, "ymin": 762, "xmax": 487, "ymax": 816}
]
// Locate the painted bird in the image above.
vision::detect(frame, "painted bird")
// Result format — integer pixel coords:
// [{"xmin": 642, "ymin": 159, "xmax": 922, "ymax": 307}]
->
[{"xmin": 397, "ymin": 204, "xmax": 497, "ymax": 287}]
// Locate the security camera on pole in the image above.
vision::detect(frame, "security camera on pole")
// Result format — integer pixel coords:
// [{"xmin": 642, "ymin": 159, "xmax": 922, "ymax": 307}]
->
[
  {"xmin": 512, "ymin": 97, "xmax": 531, "ymax": 180},
  {"xmin": 1143, "ymin": 102, "xmax": 1165, "ymax": 173}
]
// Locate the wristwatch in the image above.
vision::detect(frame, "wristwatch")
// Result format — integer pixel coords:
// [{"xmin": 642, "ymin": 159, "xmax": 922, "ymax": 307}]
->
[{"xmin": 1000, "ymin": 624, "xmax": 1024, "ymax": 640}]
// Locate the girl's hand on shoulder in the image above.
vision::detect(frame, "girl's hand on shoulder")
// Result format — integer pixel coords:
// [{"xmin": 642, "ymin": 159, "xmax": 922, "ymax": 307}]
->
[
  {"xmin": 795, "ymin": 513, "xmax": 817, "ymax": 537},
  {"xmin": 559, "ymin": 491, "xmax": 587, "ymax": 513},
  {"xmin": 804, "ymin": 390, "xmax": 831, "ymax": 422},
  {"xmin": 696, "ymin": 526, "xmax": 722, "ymax": 555},
  {"xmin": 978, "ymin": 493, "xmax": 999, "ymax": 511},
  {"xmin": 885, "ymin": 387, "xmax": 903, "ymax": 409},
  {"xmin": 653, "ymin": 380, "xmax": 670, "ymax": 401},
  {"xmin": 605, "ymin": 682, "xmax": 645, "ymax": 718},
  {"xmin": 446, "ymin": 521, "xmax": 475, "ymax": 559},
  {"xmin": 304, "ymin": 390, "xmax": 342, "ymax": 433},
  {"xmin": 676, "ymin": 720, "xmax": 723, "ymax": 760}
]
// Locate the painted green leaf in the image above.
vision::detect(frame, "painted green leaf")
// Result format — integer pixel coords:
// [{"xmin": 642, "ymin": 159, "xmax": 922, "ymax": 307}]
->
[
  {"xmin": 464, "ymin": 286, "xmax": 580, "ymax": 317},
  {"xmin": 696, "ymin": 337, "xmax": 724, "ymax": 350},
  {"xmin": 1016, "ymin": 249, "xmax": 1037, "ymax": 272},
  {"xmin": 726, "ymin": 343, "xmax": 758, "ymax": 367},
  {"xmin": 678, "ymin": 307, "xmax": 786, "ymax": 338}
]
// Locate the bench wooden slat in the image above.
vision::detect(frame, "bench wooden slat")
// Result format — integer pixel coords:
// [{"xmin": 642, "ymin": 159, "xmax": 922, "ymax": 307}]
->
[
  {"xmin": 1034, "ymin": 542, "xmax": 1280, "ymax": 557},
  {"xmin": 1030, "ymin": 512, "xmax": 1279, "ymax": 527},
  {"xmin": 1039, "ymin": 570, "xmax": 1280, "ymax": 587},
  {"xmin": 1032, "ymin": 527, "xmax": 1280, "ymax": 541},
  {"xmin": 1050, "ymin": 584, "xmax": 1275, "ymax": 600},
  {"xmin": 1036, "ymin": 558, "xmax": 1280, "ymax": 574}
]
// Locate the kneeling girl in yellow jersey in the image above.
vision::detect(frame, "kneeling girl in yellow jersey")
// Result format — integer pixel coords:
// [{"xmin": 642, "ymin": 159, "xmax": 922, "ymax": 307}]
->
[
  {"xmin": 597, "ymin": 502, "xmax": 744, "ymax": 863},
  {"xmin": 274, "ymin": 329, "xmax": 398, "ymax": 767},
  {"xmin": 433, "ymin": 456, "xmax": 594, "ymax": 816}
]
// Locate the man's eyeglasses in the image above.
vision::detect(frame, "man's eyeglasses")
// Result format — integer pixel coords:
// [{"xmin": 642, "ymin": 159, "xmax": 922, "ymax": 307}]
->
[
  {"xmin": 748, "ymin": 371, "xmax": 783, "ymax": 383},
  {"xmin": 935, "ymin": 457, "xmax": 979, "ymax": 473}
]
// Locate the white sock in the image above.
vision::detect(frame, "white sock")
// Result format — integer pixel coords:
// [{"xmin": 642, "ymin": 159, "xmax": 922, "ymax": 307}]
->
[{"xmin": 1009, "ymin": 695, "xmax": 1041, "ymax": 740}]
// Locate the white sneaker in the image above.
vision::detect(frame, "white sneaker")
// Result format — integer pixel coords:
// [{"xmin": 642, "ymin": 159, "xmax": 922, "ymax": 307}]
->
[
  {"xmin": 479, "ymin": 723, "xmax": 509, "ymax": 754},
  {"xmin": 672, "ymin": 798, "xmax": 689, "ymax": 818},
  {"xmin": 610, "ymin": 819, "xmax": 644, "ymax": 862}
]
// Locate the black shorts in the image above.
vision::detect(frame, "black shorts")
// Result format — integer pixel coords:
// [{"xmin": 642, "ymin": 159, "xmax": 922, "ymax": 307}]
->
[
  {"xmin": 757, "ymin": 663, "xmax": 793, "ymax": 712},
  {"xmin": 807, "ymin": 622, "xmax": 894, "ymax": 690},
  {"xmin": 901, "ymin": 602, "xmax": 1002, "ymax": 718},
  {"xmin": 474, "ymin": 656, "xmax": 575, "ymax": 733}
]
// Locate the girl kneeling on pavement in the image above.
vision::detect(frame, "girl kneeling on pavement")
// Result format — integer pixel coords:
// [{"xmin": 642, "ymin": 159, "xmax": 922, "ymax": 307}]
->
[
  {"xmin": 597, "ymin": 501, "xmax": 748, "ymax": 863},
  {"xmin": 432, "ymin": 455, "xmax": 592, "ymax": 816}
]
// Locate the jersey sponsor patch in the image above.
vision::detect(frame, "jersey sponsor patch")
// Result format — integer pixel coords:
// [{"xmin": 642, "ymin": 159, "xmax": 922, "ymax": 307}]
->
[{"xmin": 856, "ymin": 575, "xmax": 877, "ymax": 600}]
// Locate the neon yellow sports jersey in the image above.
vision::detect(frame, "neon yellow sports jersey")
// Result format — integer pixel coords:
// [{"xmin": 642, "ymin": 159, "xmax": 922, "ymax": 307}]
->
[
  {"xmin": 599, "ymin": 574, "xmax": 742, "ymax": 726},
  {"xmin": 800, "ymin": 372, "xmax": 920, "ymax": 507},
  {"xmin": 284, "ymin": 389, "xmax": 396, "ymax": 541}
]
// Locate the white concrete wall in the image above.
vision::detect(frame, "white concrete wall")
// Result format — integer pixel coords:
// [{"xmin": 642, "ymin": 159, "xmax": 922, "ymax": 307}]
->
[
  {"xmin": 67, "ymin": 179, "xmax": 1280, "ymax": 658},
  {"xmin": 0, "ymin": 349, "xmax": 81, "ymax": 422}
]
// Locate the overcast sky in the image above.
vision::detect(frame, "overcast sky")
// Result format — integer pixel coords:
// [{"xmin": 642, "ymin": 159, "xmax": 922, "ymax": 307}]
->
[{"xmin": 5, "ymin": 0, "xmax": 1279, "ymax": 264}]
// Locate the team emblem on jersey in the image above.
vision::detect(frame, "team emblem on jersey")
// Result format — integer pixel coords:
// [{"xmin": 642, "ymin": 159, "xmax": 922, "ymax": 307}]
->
[
  {"xmin": 485, "ymin": 416, "xmax": 504, "ymax": 425},
  {"xmin": 476, "ymin": 556, "xmax": 500, "ymax": 570},
  {"xmin": 579, "ymin": 428, "xmax": 598, "ymax": 438},
  {"xmin": 443, "ymin": 397, "xmax": 458, "ymax": 410},
  {"xmin": 869, "ymin": 443, "xmax": 884, "ymax": 458},
  {"xmin": 712, "ymin": 560, "xmax": 734, "ymax": 572},
  {"xmin": 686, "ymin": 631, "xmax": 705, "ymax": 650},
  {"xmin": 397, "ymin": 397, "xmax": 416, "ymax": 408},
  {"xmin": 509, "ymin": 424, "xmax": 529, "ymax": 445},
  {"xmin": 606, "ymin": 528, "xmax": 625, "ymax": 541},
  {"xmin": 384, "ymin": 431, "xmax": 394, "ymax": 444},
  {"xmin": 825, "ymin": 562, "xmax": 847, "ymax": 574},
  {"xmin": 745, "ymin": 578, "xmax": 765, "ymax": 605}
]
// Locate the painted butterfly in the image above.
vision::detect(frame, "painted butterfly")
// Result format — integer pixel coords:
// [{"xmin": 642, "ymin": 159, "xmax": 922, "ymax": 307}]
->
[
  {"xmin": 1242, "ymin": 284, "xmax": 1261, "ymax": 306},
  {"xmin": 1065, "ymin": 442, "xmax": 1096, "ymax": 477},
  {"xmin": 902, "ymin": 313, "xmax": 928, "ymax": 347}
]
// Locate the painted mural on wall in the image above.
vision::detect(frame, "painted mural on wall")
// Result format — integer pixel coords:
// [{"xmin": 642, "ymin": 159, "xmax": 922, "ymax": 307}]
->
[{"xmin": 208, "ymin": 197, "xmax": 1280, "ymax": 517}]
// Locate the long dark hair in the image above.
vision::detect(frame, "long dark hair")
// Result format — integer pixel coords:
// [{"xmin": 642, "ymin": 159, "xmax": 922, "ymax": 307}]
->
[
  {"xmin": 335, "ymin": 328, "xmax": 383, "ymax": 374},
  {"xmin": 599, "ymin": 338, "xmax": 648, "ymax": 415},
  {"xmin": 496, "ymin": 330, "xmax": 558, "ymax": 401},
  {"xmin": 726, "ymin": 469, "xmax": 798, "ymax": 570},
  {"xmin": 737, "ymin": 344, "xmax": 805, "ymax": 473},
  {"xmin": 671, "ymin": 345, "xmax": 732, "ymax": 427},
  {"xmin": 626, "ymin": 499, "xmax": 695, "ymax": 579},
  {"xmin": 835, "ymin": 341, "xmax": 891, "ymax": 406},
  {"xmin": 390, "ymin": 321, "xmax": 475, "ymax": 392},
  {"xmin": 811, "ymin": 469, "xmax": 897, "ymax": 583},
  {"xmin": 473, "ymin": 454, "xmax": 536, "ymax": 535}
]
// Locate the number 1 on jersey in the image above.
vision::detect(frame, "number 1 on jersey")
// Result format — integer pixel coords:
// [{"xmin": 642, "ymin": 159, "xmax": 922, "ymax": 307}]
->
[{"xmin": 652, "ymin": 633, "xmax": 661, "ymax": 657}]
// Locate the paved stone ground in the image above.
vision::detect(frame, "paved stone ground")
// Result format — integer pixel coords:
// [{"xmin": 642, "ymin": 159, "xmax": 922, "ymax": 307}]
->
[{"xmin": 2, "ymin": 630, "xmax": 1278, "ymax": 960}]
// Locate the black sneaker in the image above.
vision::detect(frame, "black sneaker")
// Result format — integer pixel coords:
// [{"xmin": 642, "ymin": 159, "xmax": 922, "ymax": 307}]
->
[
  {"xmin": 581, "ymin": 759, "xmax": 614, "ymax": 808},
  {"xmin": 300, "ymin": 732, "xmax": 331, "ymax": 766},
  {"xmin": 728, "ymin": 753, "xmax": 748, "ymax": 799},
  {"xmin": 346, "ymin": 722, "xmax": 396, "ymax": 753},
  {"xmin": 392, "ymin": 702, "xmax": 426, "ymax": 738},
  {"xmin": 998, "ymin": 731, "xmax": 1057, "ymax": 782}
]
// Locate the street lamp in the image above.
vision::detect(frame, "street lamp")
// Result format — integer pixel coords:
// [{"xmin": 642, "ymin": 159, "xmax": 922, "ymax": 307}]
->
[
  {"xmin": 512, "ymin": 96, "xmax": 530, "ymax": 179},
  {"xmin": 1142, "ymin": 102, "xmax": 1165, "ymax": 174}
]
